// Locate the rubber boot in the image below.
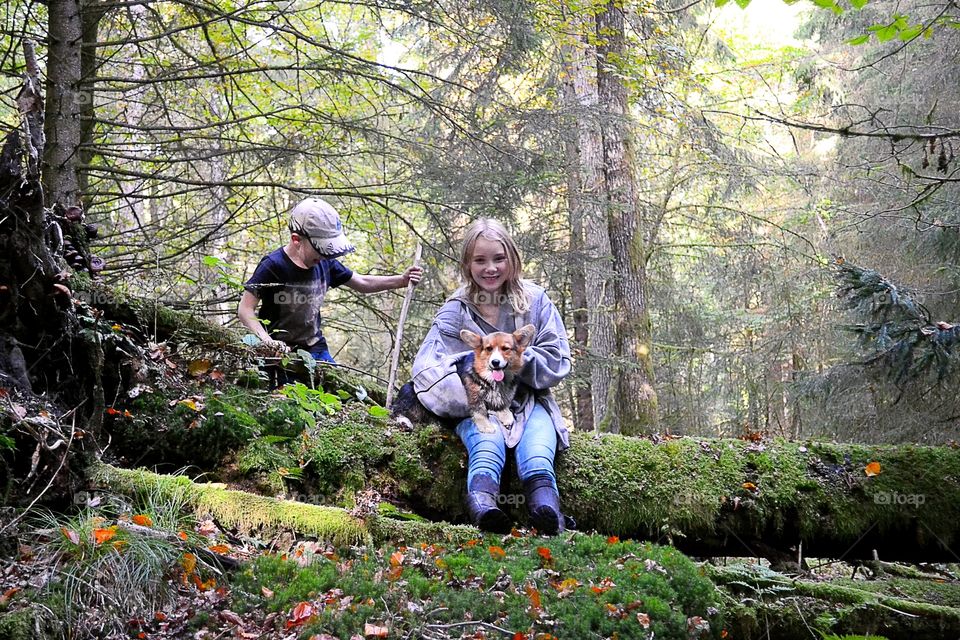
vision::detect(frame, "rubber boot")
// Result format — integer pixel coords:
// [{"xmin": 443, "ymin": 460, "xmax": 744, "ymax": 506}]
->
[
  {"xmin": 465, "ymin": 475, "xmax": 512, "ymax": 533},
  {"xmin": 523, "ymin": 474, "xmax": 563, "ymax": 535}
]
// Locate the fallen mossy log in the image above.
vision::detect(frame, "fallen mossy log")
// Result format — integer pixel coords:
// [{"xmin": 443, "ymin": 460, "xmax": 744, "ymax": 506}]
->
[
  {"xmin": 100, "ymin": 384, "xmax": 960, "ymax": 562},
  {"xmin": 247, "ymin": 412, "xmax": 960, "ymax": 562},
  {"xmin": 554, "ymin": 434, "xmax": 960, "ymax": 563},
  {"xmin": 709, "ymin": 562, "xmax": 960, "ymax": 639},
  {"xmin": 89, "ymin": 462, "xmax": 479, "ymax": 546}
]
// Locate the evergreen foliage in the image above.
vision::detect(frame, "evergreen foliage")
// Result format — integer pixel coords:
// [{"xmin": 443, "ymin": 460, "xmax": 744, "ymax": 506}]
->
[{"xmin": 837, "ymin": 260, "xmax": 960, "ymax": 383}]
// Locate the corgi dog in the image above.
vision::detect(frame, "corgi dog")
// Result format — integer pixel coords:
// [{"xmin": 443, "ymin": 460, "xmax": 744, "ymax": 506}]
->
[
  {"xmin": 459, "ymin": 325, "xmax": 535, "ymax": 433},
  {"xmin": 392, "ymin": 324, "xmax": 536, "ymax": 431}
]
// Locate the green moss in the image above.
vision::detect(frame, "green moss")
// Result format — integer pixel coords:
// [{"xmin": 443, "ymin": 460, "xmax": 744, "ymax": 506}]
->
[
  {"xmin": 0, "ymin": 610, "xmax": 38, "ymax": 640},
  {"xmin": 232, "ymin": 535, "xmax": 720, "ymax": 640},
  {"xmin": 92, "ymin": 463, "xmax": 370, "ymax": 546}
]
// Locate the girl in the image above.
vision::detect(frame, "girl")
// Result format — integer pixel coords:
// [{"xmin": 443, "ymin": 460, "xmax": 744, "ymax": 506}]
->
[{"xmin": 409, "ymin": 219, "xmax": 572, "ymax": 534}]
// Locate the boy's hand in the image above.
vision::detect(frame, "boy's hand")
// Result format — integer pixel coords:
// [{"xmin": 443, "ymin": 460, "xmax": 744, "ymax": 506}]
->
[
  {"xmin": 255, "ymin": 339, "xmax": 290, "ymax": 356},
  {"xmin": 403, "ymin": 265, "xmax": 424, "ymax": 286}
]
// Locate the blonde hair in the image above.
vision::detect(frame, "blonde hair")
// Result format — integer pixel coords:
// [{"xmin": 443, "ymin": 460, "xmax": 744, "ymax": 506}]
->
[{"xmin": 459, "ymin": 218, "xmax": 531, "ymax": 314}]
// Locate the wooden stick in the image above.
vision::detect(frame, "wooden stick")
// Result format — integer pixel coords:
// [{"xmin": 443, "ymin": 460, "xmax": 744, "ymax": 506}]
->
[{"xmin": 386, "ymin": 243, "xmax": 422, "ymax": 408}]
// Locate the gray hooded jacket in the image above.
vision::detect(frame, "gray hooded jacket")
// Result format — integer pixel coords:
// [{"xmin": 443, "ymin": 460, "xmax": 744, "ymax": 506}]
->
[{"xmin": 409, "ymin": 283, "xmax": 571, "ymax": 449}]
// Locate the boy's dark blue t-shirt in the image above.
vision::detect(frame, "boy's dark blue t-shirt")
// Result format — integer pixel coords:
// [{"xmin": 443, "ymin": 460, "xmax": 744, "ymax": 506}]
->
[{"xmin": 244, "ymin": 248, "xmax": 353, "ymax": 348}]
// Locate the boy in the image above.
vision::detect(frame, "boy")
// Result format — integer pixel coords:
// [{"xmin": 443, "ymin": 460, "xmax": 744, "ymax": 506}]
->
[{"xmin": 238, "ymin": 197, "xmax": 422, "ymax": 364}]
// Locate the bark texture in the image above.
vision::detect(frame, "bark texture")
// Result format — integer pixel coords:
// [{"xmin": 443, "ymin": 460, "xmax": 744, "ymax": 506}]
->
[{"xmin": 595, "ymin": 0, "xmax": 658, "ymax": 434}]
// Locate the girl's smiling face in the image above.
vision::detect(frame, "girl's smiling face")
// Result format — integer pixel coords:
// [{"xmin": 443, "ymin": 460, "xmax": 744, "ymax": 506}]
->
[{"xmin": 469, "ymin": 236, "xmax": 510, "ymax": 297}]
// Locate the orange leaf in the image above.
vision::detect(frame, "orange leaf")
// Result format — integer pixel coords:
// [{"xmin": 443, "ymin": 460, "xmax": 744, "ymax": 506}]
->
[
  {"xmin": 112, "ymin": 540, "xmax": 128, "ymax": 552},
  {"xmin": 389, "ymin": 551, "xmax": 404, "ymax": 567},
  {"xmin": 106, "ymin": 407, "xmax": 121, "ymax": 416},
  {"xmin": 180, "ymin": 552, "xmax": 197, "ymax": 576},
  {"xmin": 742, "ymin": 482, "xmax": 757, "ymax": 492},
  {"xmin": 0, "ymin": 587, "xmax": 21, "ymax": 606},
  {"xmin": 536, "ymin": 547, "xmax": 552, "ymax": 562},
  {"xmin": 489, "ymin": 545, "xmax": 506, "ymax": 560},
  {"xmin": 606, "ymin": 536, "xmax": 619, "ymax": 544},
  {"xmin": 286, "ymin": 602, "xmax": 315, "ymax": 629},
  {"xmin": 93, "ymin": 527, "xmax": 117, "ymax": 544},
  {"xmin": 208, "ymin": 544, "xmax": 231, "ymax": 554},
  {"xmin": 177, "ymin": 531, "xmax": 188, "ymax": 541},
  {"xmin": 464, "ymin": 539, "xmax": 480, "ymax": 547},
  {"xmin": 525, "ymin": 583, "xmax": 542, "ymax": 611},
  {"xmin": 154, "ymin": 612, "xmax": 166, "ymax": 622},
  {"xmin": 512, "ymin": 634, "xmax": 527, "ymax": 640},
  {"xmin": 865, "ymin": 461, "xmax": 882, "ymax": 477},
  {"xmin": 132, "ymin": 514, "xmax": 153, "ymax": 527},
  {"xmin": 61, "ymin": 527, "xmax": 80, "ymax": 545},
  {"xmin": 364, "ymin": 622, "xmax": 389, "ymax": 638}
]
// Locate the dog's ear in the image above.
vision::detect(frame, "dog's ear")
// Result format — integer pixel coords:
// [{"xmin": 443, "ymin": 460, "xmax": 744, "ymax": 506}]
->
[
  {"xmin": 460, "ymin": 329, "xmax": 483, "ymax": 349},
  {"xmin": 514, "ymin": 324, "xmax": 536, "ymax": 349}
]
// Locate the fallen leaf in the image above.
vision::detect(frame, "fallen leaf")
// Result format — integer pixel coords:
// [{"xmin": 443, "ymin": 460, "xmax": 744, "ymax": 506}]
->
[
  {"xmin": 93, "ymin": 527, "xmax": 117, "ymax": 544},
  {"xmin": 865, "ymin": 461, "xmax": 882, "ymax": 477},
  {"xmin": 742, "ymin": 482, "xmax": 757, "ymax": 492},
  {"xmin": 286, "ymin": 602, "xmax": 314, "ymax": 629},
  {"xmin": 553, "ymin": 577, "xmax": 579, "ymax": 598},
  {"xmin": 637, "ymin": 612, "xmax": 651, "ymax": 628},
  {"xmin": 180, "ymin": 552, "xmax": 197, "ymax": 576},
  {"xmin": 132, "ymin": 514, "xmax": 153, "ymax": 527},
  {"xmin": 606, "ymin": 536, "xmax": 619, "ymax": 544},
  {"xmin": 177, "ymin": 531, "xmax": 188, "ymax": 541},
  {"xmin": 208, "ymin": 544, "xmax": 231, "ymax": 554},
  {"xmin": 188, "ymin": 359, "xmax": 212, "ymax": 377},
  {"xmin": 61, "ymin": 527, "xmax": 80, "ymax": 545},
  {"xmin": 0, "ymin": 587, "xmax": 21, "ymax": 606},
  {"xmin": 178, "ymin": 398, "xmax": 201, "ymax": 411},
  {"xmin": 389, "ymin": 551, "xmax": 404, "ymax": 567},
  {"xmin": 363, "ymin": 622, "xmax": 389, "ymax": 637},
  {"xmin": 525, "ymin": 583, "xmax": 542, "ymax": 612},
  {"xmin": 219, "ymin": 610, "xmax": 242, "ymax": 625},
  {"xmin": 488, "ymin": 545, "xmax": 506, "ymax": 560},
  {"xmin": 536, "ymin": 547, "xmax": 552, "ymax": 563},
  {"xmin": 261, "ymin": 586, "xmax": 275, "ymax": 599}
]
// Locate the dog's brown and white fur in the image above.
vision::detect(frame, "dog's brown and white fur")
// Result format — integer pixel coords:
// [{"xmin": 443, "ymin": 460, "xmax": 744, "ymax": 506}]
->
[
  {"xmin": 459, "ymin": 324, "xmax": 535, "ymax": 433},
  {"xmin": 391, "ymin": 324, "xmax": 536, "ymax": 431}
]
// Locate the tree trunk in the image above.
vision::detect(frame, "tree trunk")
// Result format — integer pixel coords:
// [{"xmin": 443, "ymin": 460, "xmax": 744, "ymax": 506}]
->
[
  {"xmin": 560, "ymin": 32, "xmax": 593, "ymax": 432},
  {"xmin": 561, "ymin": 20, "xmax": 616, "ymax": 432},
  {"xmin": 595, "ymin": 0, "xmax": 658, "ymax": 435},
  {"xmin": 44, "ymin": 0, "xmax": 84, "ymax": 210}
]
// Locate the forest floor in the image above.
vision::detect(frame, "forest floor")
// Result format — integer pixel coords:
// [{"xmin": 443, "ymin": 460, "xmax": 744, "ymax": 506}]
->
[{"xmin": 3, "ymin": 300, "xmax": 960, "ymax": 640}]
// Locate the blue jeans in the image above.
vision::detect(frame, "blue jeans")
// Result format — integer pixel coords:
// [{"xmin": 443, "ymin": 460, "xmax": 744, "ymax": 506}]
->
[{"xmin": 456, "ymin": 403, "xmax": 558, "ymax": 491}]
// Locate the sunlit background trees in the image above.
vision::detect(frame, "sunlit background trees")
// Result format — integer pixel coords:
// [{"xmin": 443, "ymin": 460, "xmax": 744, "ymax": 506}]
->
[{"xmin": 3, "ymin": 0, "xmax": 959, "ymax": 443}]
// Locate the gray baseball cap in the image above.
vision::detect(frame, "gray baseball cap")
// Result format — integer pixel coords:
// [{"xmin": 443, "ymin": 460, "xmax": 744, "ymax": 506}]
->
[{"xmin": 288, "ymin": 198, "xmax": 356, "ymax": 257}]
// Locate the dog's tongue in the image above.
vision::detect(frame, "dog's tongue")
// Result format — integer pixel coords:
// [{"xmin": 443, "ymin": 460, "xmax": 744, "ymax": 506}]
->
[{"xmin": 491, "ymin": 370, "xmax": 505, "ymax": 382}]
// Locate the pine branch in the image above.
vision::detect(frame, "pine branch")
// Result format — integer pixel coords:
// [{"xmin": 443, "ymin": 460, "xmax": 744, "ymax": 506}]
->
[{"xmin": 835, "ymin": 260, "xmax": 960, "ymax": 383}]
